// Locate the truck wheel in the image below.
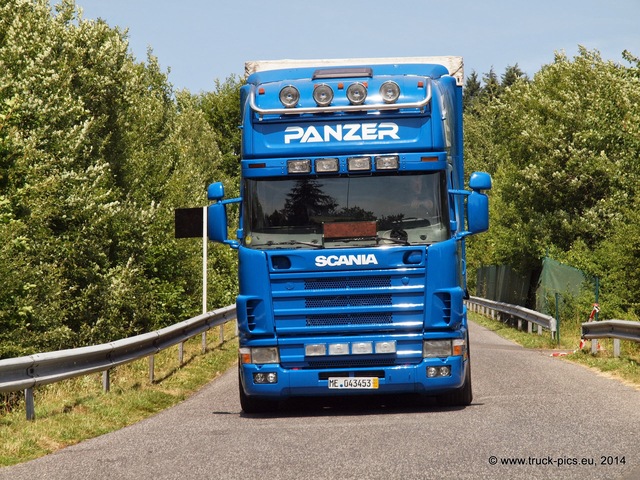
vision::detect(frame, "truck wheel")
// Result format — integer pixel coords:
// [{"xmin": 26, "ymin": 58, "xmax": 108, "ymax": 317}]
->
[
  {"xmin": 238, "ymin": 369, "xmax": 278, "ymax": 414},
  {"xmin": 436, "ymin": 359, "xmax": 472, "ymax": 407}
]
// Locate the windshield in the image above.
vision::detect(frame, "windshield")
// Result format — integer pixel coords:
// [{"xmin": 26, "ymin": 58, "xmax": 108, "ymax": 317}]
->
[{"xmin": 244, "ymin": 173, "xmax": 450, "ymax": 249}]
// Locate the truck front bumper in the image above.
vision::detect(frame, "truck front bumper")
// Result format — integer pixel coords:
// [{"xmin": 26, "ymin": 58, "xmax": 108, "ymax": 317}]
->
[{"xmin": 239, "ymin": 356, "xmax": 468, "ymax": 399}]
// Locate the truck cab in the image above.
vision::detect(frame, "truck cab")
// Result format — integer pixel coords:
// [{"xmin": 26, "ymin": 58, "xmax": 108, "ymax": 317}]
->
[{"xmin": 207, "ymin": 57, "xmax": 491, "ymax": 412}]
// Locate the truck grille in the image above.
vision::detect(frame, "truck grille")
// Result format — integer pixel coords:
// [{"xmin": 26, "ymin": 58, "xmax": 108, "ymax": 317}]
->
[
  {"xmin": 305, "ymin": 276, "xmax": 391, "ymax": 290},
  {"xmin": 306, "ymin": 294, "xmax": 392, "ymax": 308},
  {"xmin": 271, "ymin": 269, "xmax": 425, "ymax": 335},
  {"xmin": 306, "ymin": 313, "xmax": 392, "ymax": 327}
]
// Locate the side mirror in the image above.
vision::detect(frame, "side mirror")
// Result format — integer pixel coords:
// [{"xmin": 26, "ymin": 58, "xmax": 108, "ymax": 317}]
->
[
  {"xmin": 467, "ymin": 191, "xmax": 489, "ymax": 234},
  {"xmin": 469, "ymin": 171, "xmax": 492, "ymax": 192},
  {"xmin": 466, "ymin": 171, "xmax": 491, "ymax": 235},
  {"xmin": 207, "ymin": 202, "xmax": 229, "ymax": 243},
  {"xmin": 207, "ymin": 182, "xmax": 228, "ymax": 243},
  {"xmin": 207, "ymin": 182, "xmax": 225, "ymax": 201},
  {"xmin": 206, "ymin": 182, "xmax": 242, "ymax": 248}
]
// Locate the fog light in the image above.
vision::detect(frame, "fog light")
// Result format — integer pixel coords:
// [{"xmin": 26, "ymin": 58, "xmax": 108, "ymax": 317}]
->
[
  {"xmin": 346, "ymin": 82, "xmax": 367, "ymax": 105},
  {"xmin": 313, "ymin": 84, "xmax": 334, "ymax": 107},
  {"xmin": 380, "ymin": 81, "xmax": 400, "ymax": 103},
  {"xmin": 279, "ymin": 85, "xmax": 299, "ymax": 108},
  {"xmin": 427, "ymin": 366, "xmax": 452, "ymax": 378},
  {"xmin": 253, "ymin": 372, "xmax": 278, "ymax": 384}
]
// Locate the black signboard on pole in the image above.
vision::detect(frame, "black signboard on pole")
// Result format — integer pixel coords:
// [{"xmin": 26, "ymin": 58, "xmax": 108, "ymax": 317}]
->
[{"xmin": 174, "ymin": 207, "xmax": 204, "ymax": 238}]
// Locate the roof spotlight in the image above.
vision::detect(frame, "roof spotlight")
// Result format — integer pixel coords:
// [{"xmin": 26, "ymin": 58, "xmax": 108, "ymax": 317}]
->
[
  {"xmin": 313, "ymin": 84, "xmax": 334, "ymax": 107},
  {"xmin": 346, "ymin": 82, "xmax": 367, "ymax": 105},
  {"xmin": 279, "ymin": 85, "xmax": 300, "ymax": 108},
  {"xmin": 380, "ymin": 81, "xmax": 400, "ymax": 104}
]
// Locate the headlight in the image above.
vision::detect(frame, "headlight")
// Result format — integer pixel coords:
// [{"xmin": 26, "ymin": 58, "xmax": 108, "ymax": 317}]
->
[
  {"xmin": 279, "ymin": 85, "xmax": 300, "ymax": 108},
  {"xmin": 380, "ymin": 81, "xmax": 400, "ymax": 104},
  {"xmin": 346, "ymin": 82, "xmax": 367, "ymax": 105},
  {"xmin": 423, "ymin": 339, "xmax": 466, "ymax": 358},
  {"xmin": 240, "ymin": 347, "xmax": 280, "ymax": 364},
  {"xmin": 313, "ymin": 84, "xmax": 333, "ymax": 107},
  {"xmin": 423, "ymin": 340, "xmax": 452, "ymax": 358}
]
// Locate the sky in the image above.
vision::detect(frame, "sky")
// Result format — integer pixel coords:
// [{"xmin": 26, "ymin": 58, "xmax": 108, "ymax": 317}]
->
[{"xmin": 72, "ymin": 0, "xmax": 640, "ymax": 93}]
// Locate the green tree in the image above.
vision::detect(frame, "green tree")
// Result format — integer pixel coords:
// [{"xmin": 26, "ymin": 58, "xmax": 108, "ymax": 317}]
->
[
  {"xmin": 501, "ymin": 64, "xmax": 528, "ymax": 89},
  {"xmin": 463, "ymin": 70, "xmax": 482, "ymax": 111},
  {"xmin": 0, "ymin": 0, "xmax": 238, "ymax": 356},
  {"xmin": 196, "ymin": 77, "xmax": 243, "ymax": 180},
  {"xmin": 465, "ymin": 47, "xmax": 640, "ymax": 316}
]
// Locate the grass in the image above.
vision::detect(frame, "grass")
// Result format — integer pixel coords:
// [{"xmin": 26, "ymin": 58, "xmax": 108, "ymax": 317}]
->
[
  {"xmin": 470, "ymin": 311, "xmax": 640, "ymax": 388},
  {"xmin": 0, "ymin": 321, "xmax": 239, "ymax": 467}
]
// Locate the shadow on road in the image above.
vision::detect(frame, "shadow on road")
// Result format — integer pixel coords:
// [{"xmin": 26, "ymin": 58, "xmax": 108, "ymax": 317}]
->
[{"xmin": 216, "ymin": 394, "xmax": 482, "ymax": 419}]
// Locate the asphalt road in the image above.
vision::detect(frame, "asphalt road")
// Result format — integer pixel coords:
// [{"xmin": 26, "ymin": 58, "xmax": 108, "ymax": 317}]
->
[{"xmin": 1, "ymin": 321, "xmax": 638, "ymax": 480}]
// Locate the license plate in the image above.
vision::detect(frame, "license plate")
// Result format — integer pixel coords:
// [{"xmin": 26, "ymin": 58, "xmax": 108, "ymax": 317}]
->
[{"xmin": 328, "ymin": 377, "xmax": 379, "ymax": 389}]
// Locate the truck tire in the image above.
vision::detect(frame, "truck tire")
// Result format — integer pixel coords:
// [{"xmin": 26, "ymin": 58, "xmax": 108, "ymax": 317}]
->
[
  {"xmin": 238, "ymin": 369, "xmax": 278, "ymax": 414},
  {"xmin": 436, "ymin": 334, "xmax": 473, "ymax": 407},
  {"xmin": 436, "ymin": 359, "xmax": 472, "ymax": 407}
]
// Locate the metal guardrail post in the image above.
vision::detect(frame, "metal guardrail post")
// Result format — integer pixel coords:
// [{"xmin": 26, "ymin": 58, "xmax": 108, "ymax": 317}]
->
[
  {"xmin": 149, "ymin": 355, "xmax": 155, "ymax": 384},
  {"xmin": 25, "ymin": 388, "xmax": 35, "ymax": 421},
  {"xmin": 103, "ymin": 370, "xmax": 110, "ymax": 393}
]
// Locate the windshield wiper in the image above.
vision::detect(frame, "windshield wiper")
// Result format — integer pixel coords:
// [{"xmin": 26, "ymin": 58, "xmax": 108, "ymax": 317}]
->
[
  {"xmin": 376, "ymin": 236, "xmax": 410, "ymax": 246},
  {"xmin": 265, "ymin": 240, "xmax": 323, "ymax": 249}
]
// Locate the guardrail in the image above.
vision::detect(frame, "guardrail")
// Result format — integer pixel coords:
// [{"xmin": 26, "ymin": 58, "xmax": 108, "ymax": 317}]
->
[
  {"xmin": 581, "ymin": 320, "xmax": 640, "ymax": 356},
  {"xmin": 465, "ymin": 296, "xmax": 557, "ymax": 337},
  {"xmin": 467, "ymin": 296, "xmax": 640, "ymax": 357},
  {"xmin": 0, "ymin": 305, "xmax": 237, "ymax": 420}
]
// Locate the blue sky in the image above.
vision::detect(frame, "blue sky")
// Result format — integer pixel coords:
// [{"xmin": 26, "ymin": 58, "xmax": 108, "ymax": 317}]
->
[{"xmin": 72, "ymin": 0, "xmax": 640, "ymax": 93}]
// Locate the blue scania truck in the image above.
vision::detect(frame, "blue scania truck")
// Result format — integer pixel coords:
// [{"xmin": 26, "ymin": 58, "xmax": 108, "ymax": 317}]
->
[{"xmin": 206, "ymin": 57, "xmax": 491, "ymax": 412}]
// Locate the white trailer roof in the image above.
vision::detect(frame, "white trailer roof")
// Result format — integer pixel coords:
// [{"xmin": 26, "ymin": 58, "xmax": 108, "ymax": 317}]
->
[{"xmin": 245, "ymin": 56, "xmax": 464, "ymax": 85}]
